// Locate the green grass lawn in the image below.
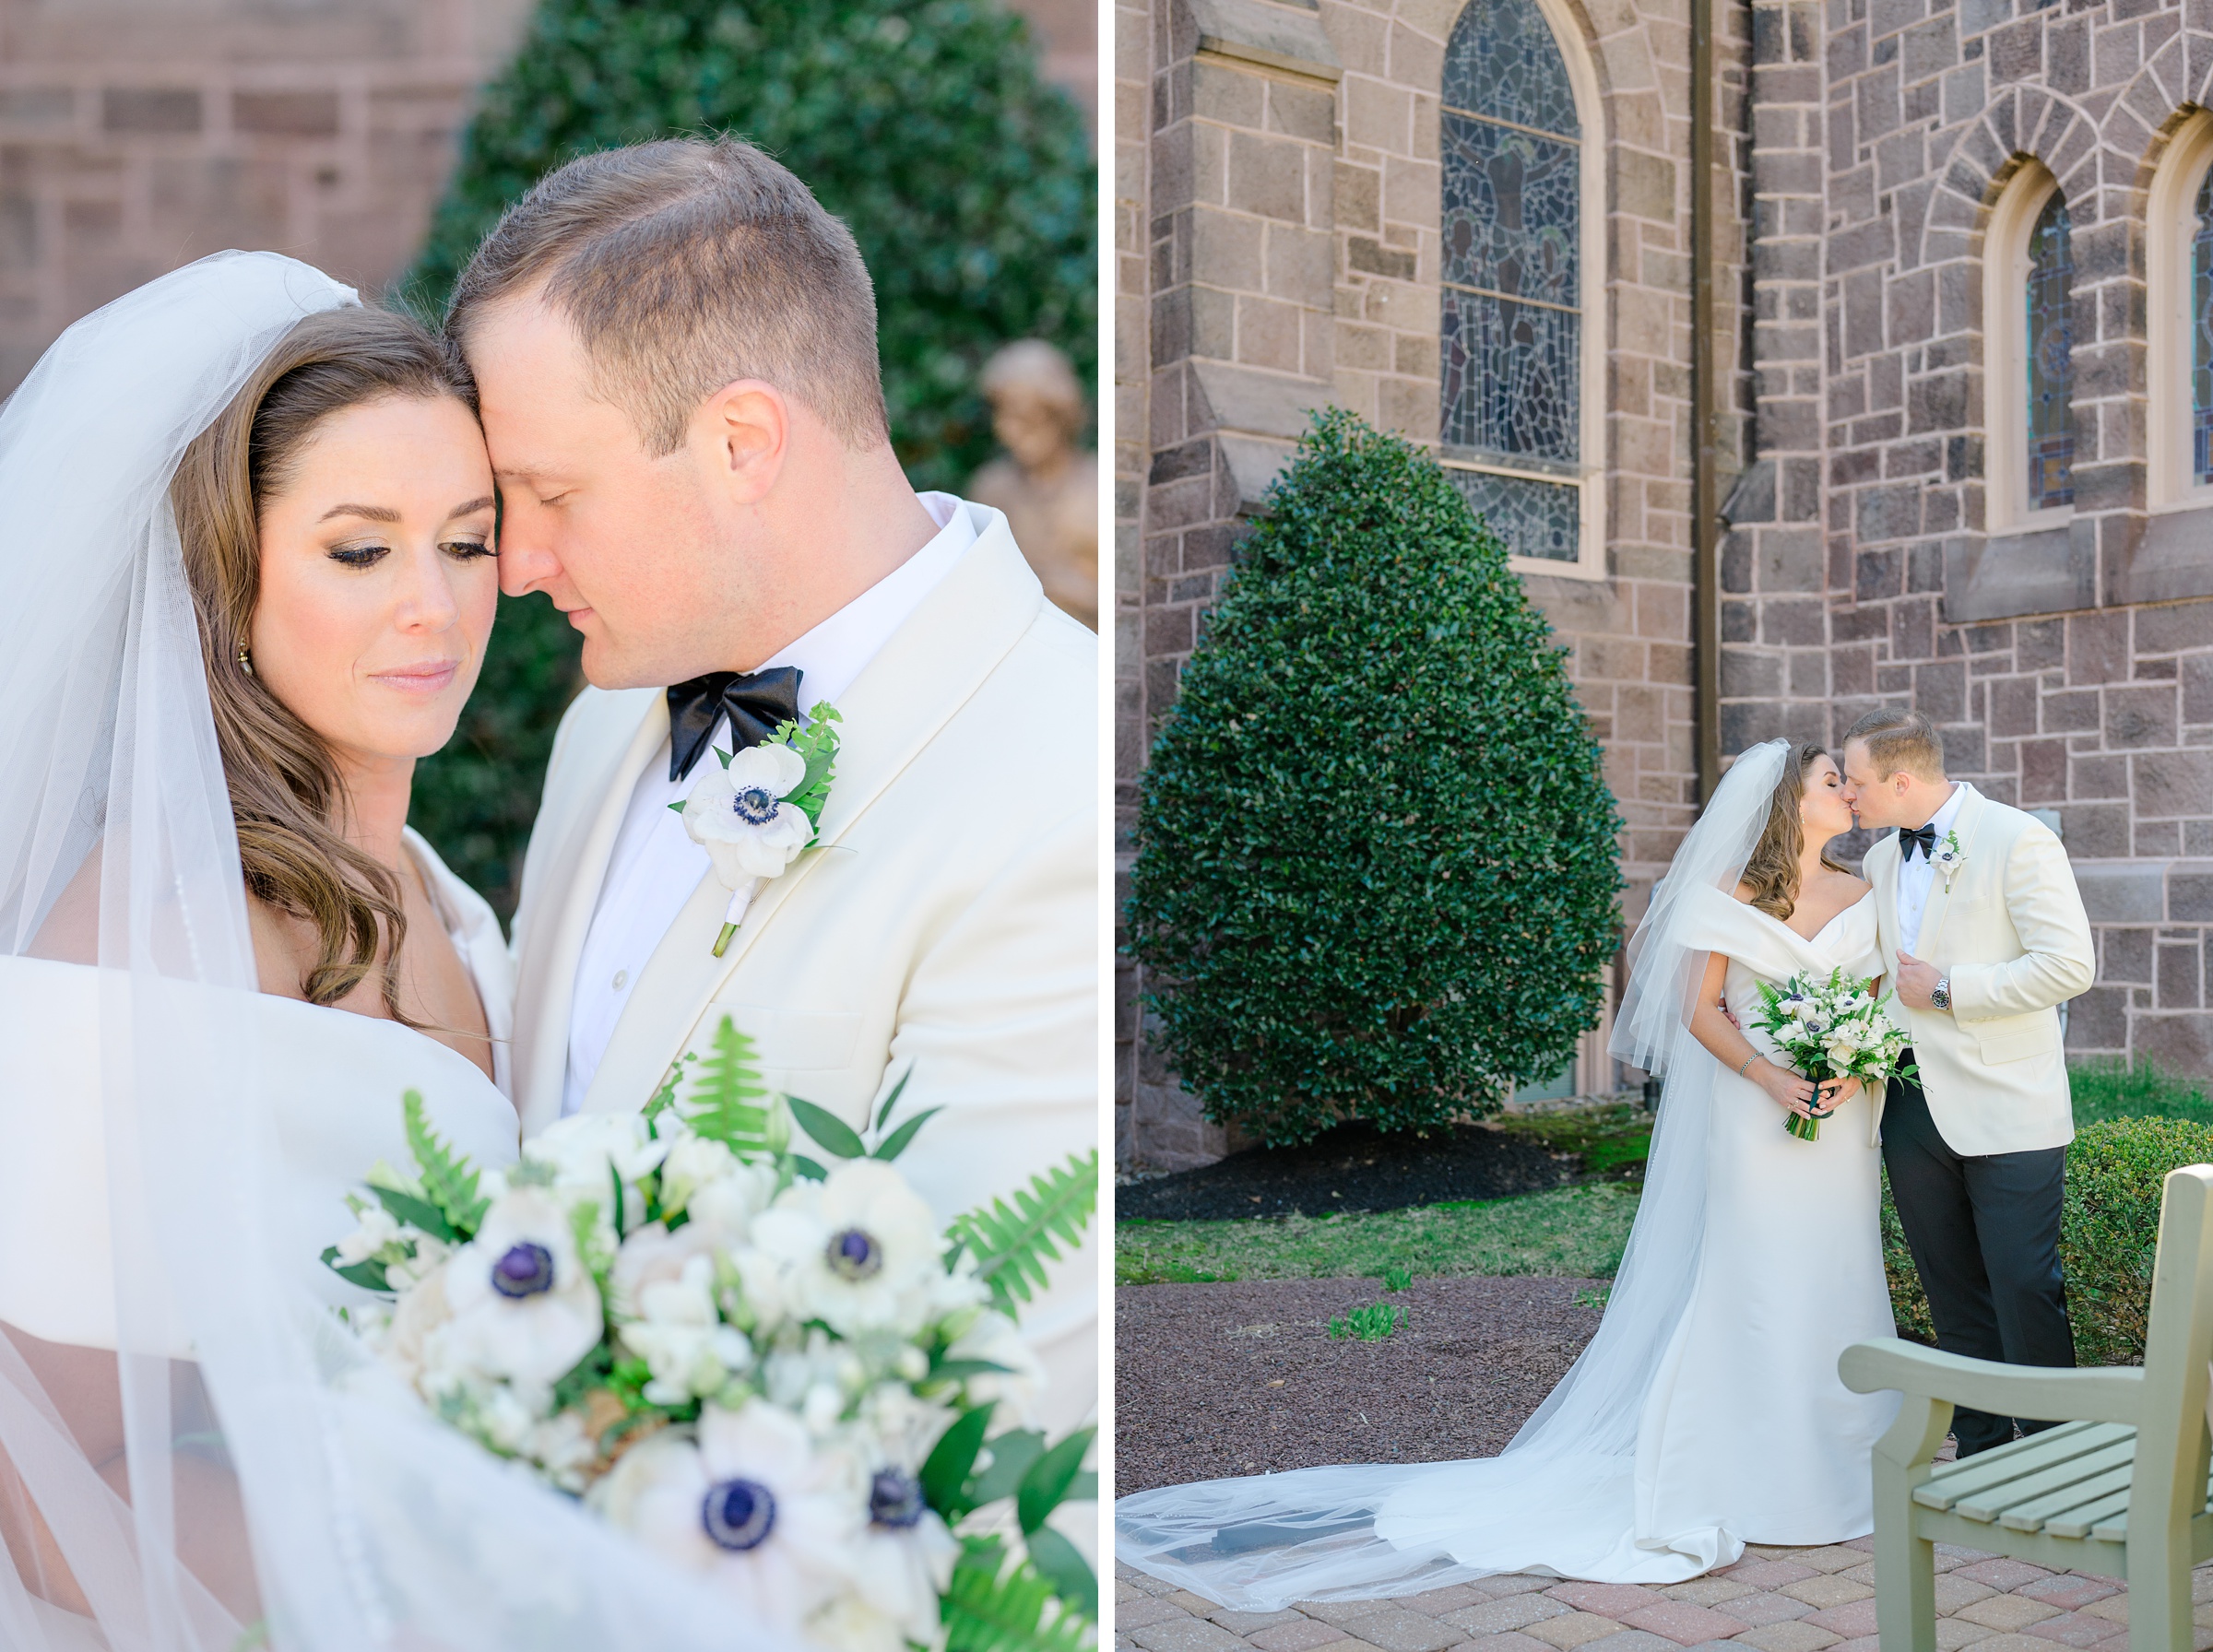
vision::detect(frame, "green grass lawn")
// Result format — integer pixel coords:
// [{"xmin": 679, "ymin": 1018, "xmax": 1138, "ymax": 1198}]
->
[{"xmin": 1117, "ymin": 1062, "xmax": 2212, "ymax": 1289}]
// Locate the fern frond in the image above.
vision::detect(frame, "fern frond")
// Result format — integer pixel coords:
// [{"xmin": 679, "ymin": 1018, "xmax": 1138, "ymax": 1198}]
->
[
  {"xmin": 948, "ymin": 1151, "xmax": 1098, "ymax": 1311},
  {"xmin": 404, "ymin": 1090, "xmax": 489, "ymax": 1237},
  {"xmin": 943, "ymin": 1539, "xmax": 1093, "ymax": 1652},
  {"xmin": 681, "ymin": 1018, "xmax": 774, "ymax": 1156},
  {"xmin": 773, "ymin": 702, "xmax": 842, "ymax": 828}
]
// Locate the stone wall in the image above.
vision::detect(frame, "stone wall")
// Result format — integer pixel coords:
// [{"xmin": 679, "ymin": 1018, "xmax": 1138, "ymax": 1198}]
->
[
  {"xmin": 1720, "ymin": 0, "xmax": 2213, "ymax": 1073},
  {"xmin": 1118, "ymin": 0, "xmax": 1750, "ymax": 1169}
]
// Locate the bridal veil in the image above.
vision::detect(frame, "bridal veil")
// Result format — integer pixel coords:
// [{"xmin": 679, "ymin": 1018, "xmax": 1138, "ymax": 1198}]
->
[
  {"xmin": 0, "ymin": 254, "xmax": 799, "ymax": 1649},
  {"xmin": 1114, "ymin": 739, "xmax": 1794, "ymax": 1608}
]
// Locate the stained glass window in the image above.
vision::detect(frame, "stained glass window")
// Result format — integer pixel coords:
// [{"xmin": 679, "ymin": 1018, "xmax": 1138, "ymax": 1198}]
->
[
  {"xmin": 1440, "ymin": 0, "xmax": 1584, "ymax": 561},
  {"xmin": 2192, "ymin": 168, "xmax": 2213, "ymax": 484},
  {"xmin": 2025, "ymin": 192, "xmax": 2074, "ymax": 512}
]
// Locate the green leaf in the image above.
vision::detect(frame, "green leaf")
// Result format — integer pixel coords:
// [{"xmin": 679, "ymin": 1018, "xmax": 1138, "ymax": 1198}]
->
[
  {"xmin": 1015, "ymin": 1427, "xmax": 1094, "ymax": 1534},
  {"xmin": 1067, "ymin": 1471, "xmax": 1097, "ymax": 1503},
  {"xmin": 681, "ymin": 1019, "xmax": 773, "ymax": 1155},
  {"xmin": 873, "ymin": 1105, "xmax": 943, "ymax": 1162},
  {"xmin": 943, "ymin": 1539, "xmax": 1092, "ymax": 1652},
  {"xmin": 790, "ymin": 1154, "xmax": 829, "ymax": 1182},
  {"xmin": 404, "ymin": 1089, "xmax": 488, "ymax": 1236},
  {"xmin": 875, "ymin": 1068, "xmax": 915, "ymax": 1132},
  {"xmin": 947, "ymin": 1150, "xmax": 1098, "ymax": 1311},
  {"xmin": 715, "ymin": 747, "xmax": 733, "ymax": 770},
  {"xmin": 372, "ymin": 1184, "xmax": 455, "ymax": 1245},
  {"xmin": 666, "ymin": 800, "xmax": 686, "ymax": 815},
  {"xmin": 969, "ymin": 1429, "xmax": 1044, "ymax": 1505},
  {"xmin": 1022, "ymin": 1527, "xmax": 1098, "ymax": 1618},
  {"xmin": 920, "ymin": 1403, "xmax": 995, "ymax": 1518},
  {"xmin": 929, "ymin": 1358, "xmax": 1015, "ymax": 1382},
  {"xmin": 320, "ymin": 1245, "xmax": 392, "ymax": 1294},
  {"xmin": 787, "ymin": 1095, "xmax": 867, "ymax": 1160}
]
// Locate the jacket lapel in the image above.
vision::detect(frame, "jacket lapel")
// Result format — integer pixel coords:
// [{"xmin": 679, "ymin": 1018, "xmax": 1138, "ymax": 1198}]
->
[
  {"xmin": 578, "ymin": 510, "xmax": 1046, "ymax": 1114},
  {"xmin": 1910, "ymin": 783, "xmax": 1984, "ymax": 963},
  {"xmin": 514, "ymin": 693, "xmax": 669, "ymax": 1134}
]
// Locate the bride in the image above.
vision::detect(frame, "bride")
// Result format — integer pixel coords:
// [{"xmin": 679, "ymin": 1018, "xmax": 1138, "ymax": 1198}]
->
[
  {"xmin": 0, "ymin": 255, "xmax": 798, "ymax": 1649},
  {"xmin": 1117, "ymin": 738, "xmax": 1903, "ymax": 1606}
]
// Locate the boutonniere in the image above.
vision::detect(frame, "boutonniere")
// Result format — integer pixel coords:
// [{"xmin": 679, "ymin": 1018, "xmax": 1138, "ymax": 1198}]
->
[
  {"xmin": 1931, "ymin": 829, "xmax": 1966, "ymax": 892},
  {"xmin": 672, "ymin": 702, "xmax": 841, "ymax": 956}
]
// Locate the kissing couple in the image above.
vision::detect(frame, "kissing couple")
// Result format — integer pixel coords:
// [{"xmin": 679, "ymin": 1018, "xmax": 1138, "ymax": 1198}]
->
[
  {"xmin": 1120, "ymin": 710, "xmax": 2094, "ymax": 1602},
  {"xmin": 0, "ymin": 137, "xmax": 1094, "ymax": 1646}
]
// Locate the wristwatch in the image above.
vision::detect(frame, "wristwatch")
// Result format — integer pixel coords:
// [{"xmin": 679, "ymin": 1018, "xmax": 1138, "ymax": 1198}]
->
[{"xmin": 1930, "ymin": 976, "xmax": 1952, "ymax": 1013}]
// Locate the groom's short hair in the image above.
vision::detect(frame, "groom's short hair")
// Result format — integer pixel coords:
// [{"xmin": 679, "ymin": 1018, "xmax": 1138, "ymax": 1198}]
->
[
  {"xmin": 1844, "ymin": 707, "xmax": 1947, "ymax": 783},
  {"xmin": 445, "ymin": 136, "xmax": 887, "ymax": 454}
]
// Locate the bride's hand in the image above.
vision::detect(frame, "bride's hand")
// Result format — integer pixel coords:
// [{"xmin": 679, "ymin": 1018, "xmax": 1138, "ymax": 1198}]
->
[
  {"xmin": 1814, "ymin": 1073, "xmax": 1863, "ymax": 1113},
  {"xmin": 1749, "ymin": 1059, "xmax": 1819, "ymax": 1119}
]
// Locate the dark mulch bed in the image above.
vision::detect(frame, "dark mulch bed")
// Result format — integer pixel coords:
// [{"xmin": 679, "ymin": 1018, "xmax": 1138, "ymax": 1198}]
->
[
  {"xmin": 1117, "ymin": 1120, "xmax": 1575, "ymax": 1221},
  {"xmin": 1114, "ymin": 1275, "xmax": 1604, "ymax": 1495}
]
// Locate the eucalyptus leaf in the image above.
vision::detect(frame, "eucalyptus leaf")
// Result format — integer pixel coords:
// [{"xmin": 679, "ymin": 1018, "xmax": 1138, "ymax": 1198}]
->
[
  {"xmin": 872, "ymin": 1105, "xmax": 942, "ymax": 1162},
  {"xmin": 968, "ymin": 1429, "xmax": 1044, "ymax": 1506},
  {"xmin": 920, "ymin": 1403, "xmax": 994, "ymax": 1518},
  {"xmin": 1022, "ymin": 1526, "xmax": 1097, "ymax": 1618},
  {"xmin": 787, "ymin": 1096, "xmax": 866, "ymax": 1160},
  {"xmin": 1015, "ymin": 1427, "xmax": 1093, "ymax": 1534}
]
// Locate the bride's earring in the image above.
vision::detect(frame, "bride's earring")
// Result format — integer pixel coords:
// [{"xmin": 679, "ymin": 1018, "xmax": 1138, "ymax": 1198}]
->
[{"xmin": 236, "ymin": 643, "xmax": 254, "ymax": 678}]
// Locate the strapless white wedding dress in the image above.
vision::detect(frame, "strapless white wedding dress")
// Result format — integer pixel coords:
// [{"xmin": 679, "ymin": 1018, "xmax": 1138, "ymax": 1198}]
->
[
  {"xmin": 0, "ymin": 830, "xmax": 521, "ymax": 1357},
  {"xmin": 1117, "ymin": 885, "xmax": 1902, "ymax": 1605}
]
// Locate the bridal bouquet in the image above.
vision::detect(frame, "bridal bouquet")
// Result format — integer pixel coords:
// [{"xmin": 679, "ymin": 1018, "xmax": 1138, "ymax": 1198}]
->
[
  {"xmin": 325, "ymin": 1020, "xmax": 1098, "ymax": 1652},
  {"xmin": 1748, "ymin": 969, "xmax": 1913, "ymax": 1141}
]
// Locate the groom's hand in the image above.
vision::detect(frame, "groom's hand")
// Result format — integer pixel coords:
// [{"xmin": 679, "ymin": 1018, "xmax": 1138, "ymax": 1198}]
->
[{"xmin": 1895, "ymin": 950, "xmax": 1942, "ymax": 1010}]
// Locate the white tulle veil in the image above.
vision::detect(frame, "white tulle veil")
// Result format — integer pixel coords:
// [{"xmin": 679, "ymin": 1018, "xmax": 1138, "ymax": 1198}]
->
[
  {"xmin": 0, "ymin": 253, "xmax": 804, "ymax": 1649},
  {"xmin": 1113, "ymin": 739, "xmax": 1795, "ymax": 1608}
]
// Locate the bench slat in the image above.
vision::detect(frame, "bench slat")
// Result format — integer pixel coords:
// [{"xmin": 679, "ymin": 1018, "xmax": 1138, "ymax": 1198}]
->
[
  {"xmin": 1997, "ymin": 1462, "xmax": 2136, "ymax": 1532},
  {"xmin": 1913, "ymin": 1422, "xmax": 2135, "ymax": 1512},
  {"xmin": 1952, "ymin": 1436, "xmax": 2134, "ymax": 1521}
]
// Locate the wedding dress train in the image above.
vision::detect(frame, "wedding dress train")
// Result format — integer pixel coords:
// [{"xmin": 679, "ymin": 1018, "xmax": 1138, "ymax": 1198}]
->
[{"xmin": 1116, "ymin": 741, "xmax": 1902, "ymax": 1607}]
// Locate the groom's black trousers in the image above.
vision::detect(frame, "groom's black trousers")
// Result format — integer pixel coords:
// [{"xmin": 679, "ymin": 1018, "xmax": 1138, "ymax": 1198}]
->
[{"xmin": 1880, "ymin": 1054, "xmax": 2074, "ymax": 1458}]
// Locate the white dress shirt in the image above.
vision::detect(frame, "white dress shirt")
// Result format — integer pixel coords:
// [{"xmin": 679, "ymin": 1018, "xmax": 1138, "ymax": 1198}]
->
[
  {"xmin": 562, "ymin": 492, "xmax": 979, "ymax": 1115},
  {"xmin": 1896, "ymin": 784, "xmax": 1966, "ymax": 957}
]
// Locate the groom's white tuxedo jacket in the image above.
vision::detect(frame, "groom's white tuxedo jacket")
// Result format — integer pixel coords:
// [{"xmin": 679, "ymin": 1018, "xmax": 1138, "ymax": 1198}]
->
[
  {"xmin": 1864, "ymin": 783, "xmax": 2093, "ymax": 1157},
  {"xmin": 507, "ymin": 505, "xmax": 1097, "ymax": 1429}
]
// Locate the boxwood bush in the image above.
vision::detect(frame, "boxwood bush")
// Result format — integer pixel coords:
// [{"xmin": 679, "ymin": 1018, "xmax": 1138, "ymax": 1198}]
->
[
  {"xmin": 1125, "ymin": 409, "xmax": 1623, "ymax": 1146},
  {"xmin": 1883, "ymin": 1114, "xmax": 2213, "ymax": 1366},
  {"xmin": 402, "ymin": 0, "xmax": 1095, "ymax": 912}
]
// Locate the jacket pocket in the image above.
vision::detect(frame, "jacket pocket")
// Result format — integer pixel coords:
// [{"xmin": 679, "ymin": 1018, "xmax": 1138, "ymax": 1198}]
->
[
  {"xmin": 1972, "ymin": 1013, "xmax": 2060, "ymax": 1066},
  {"xmin": 708, "ymin": 1004, "xmax": 863, "ymax": 1072}
]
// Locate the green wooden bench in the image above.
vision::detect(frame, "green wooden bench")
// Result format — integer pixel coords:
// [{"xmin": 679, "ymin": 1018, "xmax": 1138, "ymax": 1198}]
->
[{"xmin": 1838, "ymin": 1164, "xmax": 2213, "ymax": 1652}]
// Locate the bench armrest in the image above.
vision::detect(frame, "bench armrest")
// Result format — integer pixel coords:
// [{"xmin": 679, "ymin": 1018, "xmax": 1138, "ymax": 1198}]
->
[{"xmin": 1840, "ymin": 1339, "xmax": 2144, "ymax": 1426}]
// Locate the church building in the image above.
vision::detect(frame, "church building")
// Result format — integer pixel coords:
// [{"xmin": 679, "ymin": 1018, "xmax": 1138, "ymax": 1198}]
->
[{"xmin": 1115, "ymin": 0, "xmax": 2213, "ymax": 1165}]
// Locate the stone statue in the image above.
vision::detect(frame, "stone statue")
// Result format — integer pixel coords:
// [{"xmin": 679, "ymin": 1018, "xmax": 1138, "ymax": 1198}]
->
[{"xmin": 967, "ymin": 339, "xmax": 1097, "ymax": 630}]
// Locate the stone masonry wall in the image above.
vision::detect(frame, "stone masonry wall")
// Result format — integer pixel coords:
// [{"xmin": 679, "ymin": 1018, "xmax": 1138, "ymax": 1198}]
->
[
  {"xmin": 1119, "ymin": 0, "xmax": 1754, "ymax": 1169},
  {"xmin": 1722, "ymin": 0, "xmax": 2213, "ymax": 1074}
]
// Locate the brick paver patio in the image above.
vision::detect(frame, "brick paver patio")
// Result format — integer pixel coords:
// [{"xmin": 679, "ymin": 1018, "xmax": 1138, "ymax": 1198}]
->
[{"xmin": 1118, "ymin": 1541, "xmax": 2213, "ymax": 1652}]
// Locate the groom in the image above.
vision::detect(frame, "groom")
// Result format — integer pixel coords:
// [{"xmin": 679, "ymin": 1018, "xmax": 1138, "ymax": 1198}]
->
[
  {"xmin": 1840, "ymin": 708, "xmax": 2094, "ymax": 1457},
  {"xmin": 449, "ymin": 137, "xmax": 1096, "ymax": 1429}
]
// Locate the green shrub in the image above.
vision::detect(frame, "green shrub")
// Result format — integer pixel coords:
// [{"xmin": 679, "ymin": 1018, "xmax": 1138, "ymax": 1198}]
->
[
  {"xmin": 401, "ymin": 0, "xmax": 1095, "ymax": 912},
  {"xmin": 1125, "ymin": 409, "xmax": 1622, "ymax": 1146},
  {"xmin": 1881, "ymin": 1115, "xmax": 2213, "ymax": 1366},
  {"xmin": 2069, "ymin": 1058, "xmax": 2213, "ymax": 1127}
]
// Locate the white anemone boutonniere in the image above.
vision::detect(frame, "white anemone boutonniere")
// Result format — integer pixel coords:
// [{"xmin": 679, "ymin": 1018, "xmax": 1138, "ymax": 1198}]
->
[
  {"xmin": 1931, "ymin": 828, "xmax": 1966, "ymax": 892},
  {"xmin": 673, "ymin": 702, "xmax": 841, "ymax": 957}
]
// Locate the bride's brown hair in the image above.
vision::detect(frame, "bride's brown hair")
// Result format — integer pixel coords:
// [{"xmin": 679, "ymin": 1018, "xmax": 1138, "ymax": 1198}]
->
[
  {"xmin": 1739, "ymin": 742, "xmax": 1849, "ymax": 921},
  {"xmin": 171, "ymin": 306, "xmax": 479, "ymax": 1018}
]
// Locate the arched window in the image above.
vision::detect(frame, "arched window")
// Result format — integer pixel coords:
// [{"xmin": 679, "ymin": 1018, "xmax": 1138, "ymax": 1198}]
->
[
  {"xmin": 2025, "ymin": 195, "xmax": 2075, "ymax": 512},
  {"xmin": 1982, "ymin": 161, "xmax": 2072, "ymax": 531},
  {"xmin": 2145, "ymin": 110, "xmax": 2213, "ymax": 509},
  {"xmin": 1438, "ymin": 0, "xmax": 1602, "ymax": 575}
]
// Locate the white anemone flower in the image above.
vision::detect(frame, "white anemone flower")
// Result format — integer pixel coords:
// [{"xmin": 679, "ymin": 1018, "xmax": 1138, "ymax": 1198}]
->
[
  {"xmin": 587, "ymin": 1400, "xmax": 865, "ymax": 1630},
  {"xmin": 848, "ymin": 1385, "xmax": 960, "ymax": 1645},
  {"xmin": 683, "ymin": 741, "xmax": 815, "ymax": 885},
  {"xmin": 751, "ymin": 1160, "xmax": 941, "ymax": 1338},
  {"xmin": 434, "ymin": 1187, "xmax": 604, "ymax": 1387}
]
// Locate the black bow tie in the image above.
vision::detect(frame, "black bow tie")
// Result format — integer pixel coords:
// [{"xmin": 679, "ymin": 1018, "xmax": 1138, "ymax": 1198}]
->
[
  {"xmin": 666, "ymin": 667, "xmax": 805, "ymax": 783},
  {"xmin": 1899, "ymin": 822, "xmax": 1939, "ymax": 862}
]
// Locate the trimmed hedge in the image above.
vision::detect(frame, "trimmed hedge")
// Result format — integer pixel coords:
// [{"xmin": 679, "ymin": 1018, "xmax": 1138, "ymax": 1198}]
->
[
  {"xmin": 402, "ymin": 0, "xmax": 1095, "ymax": 913},
  {"xmin": 1883, "ymin": 1114, "xmax": 2213, "ymax": 1367},
  {"xmin": 1125, "ymin": 409, "xmax": 1623, "ymax": 1146}
]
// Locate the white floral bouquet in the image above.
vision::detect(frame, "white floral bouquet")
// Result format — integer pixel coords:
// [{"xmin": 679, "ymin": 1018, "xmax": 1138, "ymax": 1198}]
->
[
  {"xmin": 325, "ymin": 1020, "xmax": 1097, "ymax": 1652},
  {"xmin": 1747, "ymin": 969, "xmax": 1915, "ymax": 1141}
]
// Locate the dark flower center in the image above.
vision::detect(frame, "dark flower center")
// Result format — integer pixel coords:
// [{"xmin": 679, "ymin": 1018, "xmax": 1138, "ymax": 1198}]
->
[
  {"xmin": 826, "ymin": 1228, "xmax": 882, "ymax": 1281},
  {"xmin": 490, "ymin": 1242, "xmax": 555, "ymax": 1299},
  {"xmin": 870, "ymin": 1468, "xmax": 925, "ymax": 1528},
  {"xmin": 731, "ymin": 785, "xmax": 780, "ymax": 826},
  {"xmin": 701, "ymin": 1476, "xmax": 777, "ymax": 1551}
]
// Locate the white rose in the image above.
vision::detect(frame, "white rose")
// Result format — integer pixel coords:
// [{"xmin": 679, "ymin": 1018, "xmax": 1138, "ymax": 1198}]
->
[
  {"xmin": 376, "ymin": 1264, "xmax": 454, "ymax": 1390},
  {"xmin": 751, "ymin": 1161, "xmax": 941, "ymax": 1339},
  {"xmin": 586, "ymin": 1400, "xmax": 866, "ymax": 1629},
  {"xmin": 526, "ymin": 1114, "xmax": 669, "ymax": 1235},
  {"xmin": 682, "ymin": 742, "xmax": 816, "ymax": 885},
  {"xmin": 334, "ymin": 1203, "xmax": 403, "ymax": 1267},
  {"xmin": 435, "ymin": 1187, "xmax": 605, "ymax": 1388},
  {"xmin": 619, "ymin": 1252, "xmax": 753, "ymax": 1406}
]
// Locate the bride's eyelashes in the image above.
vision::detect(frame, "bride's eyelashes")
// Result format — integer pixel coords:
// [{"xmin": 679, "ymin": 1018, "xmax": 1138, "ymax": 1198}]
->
[{"xmin": 324, "ymin": 537, "xmax": 494, "ymax": 568}]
